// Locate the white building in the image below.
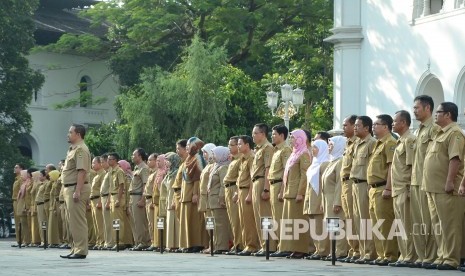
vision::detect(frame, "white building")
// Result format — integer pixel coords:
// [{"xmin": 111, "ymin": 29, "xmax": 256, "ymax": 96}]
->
[{"xmin": 325, "ymin": 0, "xmax": 465, "ymax": 130}]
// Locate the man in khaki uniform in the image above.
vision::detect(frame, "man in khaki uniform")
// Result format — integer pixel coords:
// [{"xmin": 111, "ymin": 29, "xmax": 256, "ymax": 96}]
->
[
  {"xmin": 35, "ymin": 171, "xmax": 47, "ymax": 246},
  {"xmin": 350, "ymin": 116, "xmax": 377, "ymax": 264},
  {"xmin": 424, "ymin": 102, "xmax": 465, "ymax": 270},
  {"xmin": 367, "ymin": 114, "xmax": 398, "ymax": 266},
  {"xmin": 267, "ymin": 125, "xmax": 291, "ymax": 257},
  {"xmin": 235, "ymin": 135, "xmax": 260, "ymax": 256},
  {"xmin": 410, "ymin": 95, "xmax": 438, "ymax": 268},
  {"xmin": 99, "ymin": 154, "xmax": 113, "ymax": 250},
  {"xmin": 143, "ymin": 153, "xmax": 158, "ymax": 251},
  {"xmin": 222, "ymin": 136, "xmax": 244, "ymax": 255},
  {"xmin": 172, "ymin": 140, "xmax": 188, "ymax": 252},
  {"xmin": 11, "ymin": 163, "xmax": 24, "ymax": 247},
  {"xmin": 251, "ymin": 123, "xmax": 277, "ymax": 256},
  {"xmin": 129, "ymin": 148, "xmax": 150, "ymax": 250},
  {"xmin": 339, "ymin": 115, "xmax": 360, "ymax": 263},
  {"xmin": 47, "ymin": 169, "xmax": 62, "ymax": 247},
  {"xmin": 89, "ymin": 157, "xmax": 105, "ymax": 250},
  {"xmin": 389, "ymin": 110, "xmax": 416, "ymax": 267},
  {"xmin": 59, "ymin": 124, "xmax": 91, "ymax": 259}
]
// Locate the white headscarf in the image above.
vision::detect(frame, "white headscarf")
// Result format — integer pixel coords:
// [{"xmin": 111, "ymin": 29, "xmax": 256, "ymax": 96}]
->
[
  {"xmin": 329, "ymin": 136, "xmax": 347, "ymax": 162},
  {"xmin": 306, "ymin": 140, "xmax": 330, "ymax": 196},
  {"xmin": 202, "ymin": 143, "xmax": 216, "ymax": 164}
]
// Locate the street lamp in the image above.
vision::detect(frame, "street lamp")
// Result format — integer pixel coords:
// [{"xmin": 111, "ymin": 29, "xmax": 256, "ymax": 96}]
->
[{"xmin": 266, "ymin": 83, "xmax": 304, "ymax": 129}]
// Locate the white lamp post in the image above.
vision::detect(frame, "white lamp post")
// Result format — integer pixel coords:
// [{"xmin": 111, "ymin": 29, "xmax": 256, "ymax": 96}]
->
[{"xmin": 266, "ymin": 83, "xmax": 304, "ymax": 129}]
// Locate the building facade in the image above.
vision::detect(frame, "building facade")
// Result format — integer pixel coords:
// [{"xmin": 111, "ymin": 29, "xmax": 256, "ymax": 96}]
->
[{"xmin": 326, "ymin": 0, "xmax": 465, "ymax": 130}]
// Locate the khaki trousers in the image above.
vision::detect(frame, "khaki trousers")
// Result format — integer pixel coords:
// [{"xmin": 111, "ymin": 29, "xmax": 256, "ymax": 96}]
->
[
  {"xmin": 368, "ymin": 186, "xmax": 398, "ymax": 261},
  {"xmin": 210, "ymin": 208, "xmax": 230, "ymax": 251},
  {"xmin": 60, "ymin": 202, "xmax": 70, "ymax": 244},
  {"xmin": 87, "ymin": 207, "xmax": 95, "ymax": 245},
  {"xmin": 64, "ymin": 184, "xmax": 91, "ymax": 255},
  {"xmin": 13, "ymin": 201, "xmax": 21, "ymax": 244},
  {"xmin": 270, "ymin": 182, "xmax": 284, "ymax": 250},
  {"xmin": 323, "ymin": 192, "xmax": 348, "ymax": 257},
  {"xmin": 36, "ymin": 203, "xmax": 46, "ymax": 244},
  {"xmin": 427, "ymin": 192, "xmax": 463, "ymax": 268},
  {"xmin": 180, "ymin": 201, "xmax": 203, "ymax": 248},
  {"xmin": 225, "ymin": 185, "xmax": 243, "ymax": 250},
  {"xmin": 393, "ymin": 190, "xmax": 416, "ymax": 262},
  {"xmin": 110, "ymin": 195, "xmax": 127, "ymax": 247},
  {"xmin": 91, "ymin": 198, "xmax": 104, "ymax": 246},
  {"xmin": 153, "ymin": 204, "xmax": 162, "ymax": 247},
  {"xmin": 145, "ymin": 199, "xmax": 155, "ymax": 246},
  {"xmin": 44, "ymin": 201, "xmax": 50, "ymax": 224},
  {"xmin": 237, "ymin": 187, "xmax": 259, "ymax": 252},
  {"xmin": 130, "ymin": 195, "xmax": 149, "ymax": 246},
  {"xmin": 31, "ymin": 213, "xmax": 40, "ymax": 244},
  {"xmin": 101, "ymin": 195, "xmax": 113, "ymax": 247},
  {"xmin": 19, "ymin": 213, "xmax": 31, "ymax": 245},
  {"xmin": 280, "ymin": 199, "xmax": 310, "ymax": 253},
  {"xmin": 48, "ymin": 202, "xmax": 61, "ymax": 245},
  {"xmin": 352, "ymin": 182, "xmax": 376, "ymax": 259},
  {"xmin": 410, "ymin": 185, "xmax": 437, "ymax": 263},
  {"xmin": 341, "ymin": 180, "xmax": 360, "ymax": 257},
  {"xmin": 166, "ymin": 208, "xmax": 179, "ymax": 249},
  {"xmin": 252, "ymin": 179, "xmax": 277, "ymax": 251}
]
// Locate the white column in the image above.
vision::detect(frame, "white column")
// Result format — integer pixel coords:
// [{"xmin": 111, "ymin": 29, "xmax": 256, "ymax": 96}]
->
[
  {"xmin": 422, "ymin": 0, "xmax": 431, "ymax": 16},
  {"xmin": 442, "ymin": 0, "xmax": 455, "ymax": 11}
]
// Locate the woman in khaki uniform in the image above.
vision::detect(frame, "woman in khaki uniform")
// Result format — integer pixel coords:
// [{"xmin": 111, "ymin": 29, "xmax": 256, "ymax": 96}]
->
[
  {"xmin": 199, "ymin": 143, "xmax": 216, "ymax": 253},
  {"xmin": 47, "ymin": 170, "xmax": 62, "ymax": 247},
  {"xmin": 29, "ymin": 170, "xmax": 41, "ymax": 246},
  {"xmin": 118, "ymin": 160, "xmax": 135, "ymax": 247},
  {"xmin": 304, "ymin": 140, "xmax": 330, "ymax": 260},
  {"xmin": 278, "ymin": 130, "xmax": 312, "ymax": 258},
  {"xmin": 17, "ymin": 169, "xmax": 31, "ymax": 246},
  {"xmin": 143, "ymin": 153, "xmax": 157, "ymax": 251},
  {"xmin": 321, "ymin": 136, "xmax": 348, "ymax": 260},
  {"xmin": 35, "ymin": 170, "xmax": 47, "ymax": 246},
  {"xmin": 162, "ymin": 152, "xmax": 181, "ymax": 252},
  {"xmin": 152, "ymin": 154, "xmax": 168, "ymax": 250}
]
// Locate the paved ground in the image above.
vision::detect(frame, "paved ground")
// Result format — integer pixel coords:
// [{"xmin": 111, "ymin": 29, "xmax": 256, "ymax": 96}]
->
[{"xmin": 0, "ymin": 238, "xmax": 461, "ymax": 275}]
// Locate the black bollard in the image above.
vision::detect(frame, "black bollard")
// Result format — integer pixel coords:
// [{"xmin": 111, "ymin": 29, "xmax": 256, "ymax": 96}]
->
[
  {"xmin": 209, "ymin": 229, "xmax": 214, "ymax": 257},
  {"xmin": 159, "ymin": 229, "xmax": 164, "ymax": 254},
  {"xmin": 331, "ymin": 237, "xmax": 336, "ymax": 265},
  {"xmin": 18, "ymin": 222, "xmax": 22, "ymax": 249},
  {"xmin": 116, "ymin": 229, "xmax": 120, "ymax": 252},
  {"xmin": 265, "ymin": 231, "xmax": 270, "ymax": 260}
]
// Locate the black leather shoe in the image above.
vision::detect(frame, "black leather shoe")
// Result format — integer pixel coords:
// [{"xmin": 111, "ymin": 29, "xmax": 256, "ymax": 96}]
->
[
  {"xmin": 355, "ymin": 258, "xmax": 373, "ymax": 264},
  {"xmin": 213, "ymin": 250, "xmax": 229, "ymax": 254},
  {"xmin": 422, "ymin": 262, "xmax": 438, "ymax": 269},
  {"xmin": 223, "ymin": 249, "xmax": 238, "ymax": 255},
  {"xmin": 270, "ymin": 251, "xmax": 292, "ymax": 257},
  {"xmin": 437, "ymin": 264, "xmax": 457, "ymax": 270},
  {"xmin": 254, "ymin": 250, "xmax": 266, "ymax": 257},
  {"xmin": 458, "ymin": 266, "xmax": 465, "ymax": 272},
  {"xmin": 408, "ymin": 262, "xmax": 422, "ymax": 268},
  {"xmin": 336, "ymin": 255, "xmax": 348, "ymax": 262},
  {"xmin": 60, "ymin": 254, "xmax": 72, "ymax": 258},
  {"xmin": 286, "ymin": 252, "xmax": 306, "ymax": 259},
  {"xmin": 305, "ymin": 254, "xmax": 322, "ymax": 260},
  {"xmin": 377, "ymin": 259, "xmax": 394, "ymax": 266},
  {"xmin": 236, "ymin": 250, "xmax": 252, "ymax": 256},
  {"xmin": 11, "ymin": 244, "xmax": 18, "ymax": 248},
  {"xmin": 369, "ymin": 259, "xmax": 382, "ymax": 265},
  {"xmin": 67, "ymin": 254, "xmax": 86, "ymax": 259},
  {"xmin": 109, "ymin": 245, "xmax": 125, "ymax": 251}
]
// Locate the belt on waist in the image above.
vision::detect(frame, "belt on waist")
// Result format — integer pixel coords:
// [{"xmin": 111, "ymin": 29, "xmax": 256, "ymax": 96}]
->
[
  {"xmin": 252, "ymin": 175, "xmax": 264, "ymax": 182},
  {"xmin": 369, "ymin": 182, "xmax": 387, "ymax": 188},
  {"xmin": 90, "ymin": 195, "xmax": 100, "ymax": 200},
  {"xmin": 173, "ymin": 188, "xmax": 181, "ymax": 192},
  {"xmin": 224, "ymin": 182, "xmax": 236, "ymax": 188},
  {"xmin": 342, "ymin": 176, "xmax": 350, "ymax": 182},
  {"xmin": 145, "ymin": 195, "xmax": 153, "ymax": 199},
  {"xmin": 351, "ymin": 178, "xmax": 367, "ymax": 184},
  {"xmin": 238, "ymin": 186, "xmax": 249, "ymax": 190},
  {"xmin": 63, "ymin": 182, "xmax": 88, "ymax": 187},
  {"xmin": 269, "ymin": 179, "xmax": 283, "ymax": 185},
  {"xmin": 59, "ymin": 201, "xmax": 64, "ymax": 204},
  {"xmin": 101, "ymin": 193, "xmax": 109, "ymax": 197},
  {"xmin": 130, "ymin": 192, "xmax": 142, "ymax": 196},
  {"xmin": 44, "ymin": 199, "xmax": 50, "ymax": 203},
  {"xmin": 36, "ymin": 202, "xmax": 44, "ymax": 206},
  {"xmin": 12, "ymin": 199, "xmax": 17, "ymax": 202},
  {"xmin": 110, "ymin": 193, "xmax": 118, "ymax": 195}
]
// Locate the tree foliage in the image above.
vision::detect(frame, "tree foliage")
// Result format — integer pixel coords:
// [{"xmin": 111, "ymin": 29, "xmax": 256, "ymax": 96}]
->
[{"xmin": 0, "ymin": 0, "xmax": 44, "ymax": 205}]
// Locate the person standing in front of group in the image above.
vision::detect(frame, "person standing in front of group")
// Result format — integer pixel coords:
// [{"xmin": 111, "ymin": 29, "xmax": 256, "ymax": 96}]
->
[{"xmin": 60, "ymin": 124, "xmax": 91, "ymax": 259}]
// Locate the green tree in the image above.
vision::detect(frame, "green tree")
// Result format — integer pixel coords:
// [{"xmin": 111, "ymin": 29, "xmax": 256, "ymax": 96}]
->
[{"xmin": 0, "ymin": 0, "xmax": 44, "ymax": 207}]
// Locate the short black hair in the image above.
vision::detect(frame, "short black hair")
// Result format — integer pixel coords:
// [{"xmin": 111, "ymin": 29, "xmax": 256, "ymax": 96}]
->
[
  {"xmin": 345, "ymin": 115, "xmax": 358, "ymax": 125},
  {"xmin": 230, "ymin": 136, "xmax": 239, "ymax": 143},
  {"xmin": 316, "ymin": 131, "xmax": 331, "ymax": 143},
  {"xmin": 60, "ymin": 159, "xmax": 65, "ymax": 164},
  {"xmin": 101, "ymin": 153, "xmax": 108, "ymax": 161},
  {"xmin": 177, "ymin": 139, "xmax": 187, "ymax": 148},
  {"xmin": 440, "ymin": 102, "xmax": 458, "ymax": 122},
  {"xmin": 239, "ymin": 135, "xmax": 253, "ymax": 148},
  {"xmin": 134, "ymin": 148, "xmax": 148, "ymax": 162},
  {"xmin": 16, "ymin": 163, "xmax": 26, "ymax": 170},
  {"xmin": 376, "ymin": 114, "xmax": 394, "ymax": 131},
  {"xmin": 27, "ymin": 168, "xmax": 38, "ymax": 177},
  {"xmin": 414, "ymin": 95, "xmax": 434, "ymax": 113},
  {"xmin": 72, "ymin": 124, "xmax": 87, "ymax": 139},
  {"xmin": 395, "ymin": 110, "xmax": 411, "ymax": 127},
  {"xmin": 254, "ymin": 123, "xmax": 269, "ymax": 135},
  {"xmin": 303, "ymin": 129, "xmax": 312, "ymax": 143},
  {"xmin": 356, "ymin": 116, "xmax": 373, "ymax": 135},
  {"xmin": 148, "ymin": 153, "xmax": 159, "ymax": 160},
  {"xmin": 40, "ymin": 169, "xmax": 47, "ymax": 177},
  {"xmin": 272, "ymin": 125, "xmax": 289, "ymax": 140},
  {"xmin": 46, "ymin": 164, "xmax": 56, "ymax": 171},
  {"xmin": 108, "ymin": 152, "xmax": 120, "ymax": 161}
]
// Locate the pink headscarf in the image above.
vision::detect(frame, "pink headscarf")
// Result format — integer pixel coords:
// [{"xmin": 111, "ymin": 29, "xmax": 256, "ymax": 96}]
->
[
  {"xmin": 18, "ymin": 170, "xmax": 29, "ymax": 199},
  {"xmin": 118, "ymin": 160, "xmax": 132, "ymax": 177},
  {"xmin": 283, "ymin": 129, "xmax": 311, "ymax": 186},
  {"xmin": 154, "ymin": 154, "xmax": 168, "ymax": 189}
]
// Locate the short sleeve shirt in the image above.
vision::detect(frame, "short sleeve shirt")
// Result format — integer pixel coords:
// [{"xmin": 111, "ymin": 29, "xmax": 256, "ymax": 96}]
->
[
  {"xmin": 391, "ymin": 130, "xmax": 416, "ymax": 196},
  {"xmin": 61, "ymin": 141, "xmax": 91, "ymax": 184},
  {"xmin": 367, "ymin": 133, "xmax": 396, "ymax": 184},
  {"xmin": 110, "ymin": 167, "xmax": 126, "ymax": 194},
  {"xmin": 129, "ymin": 163, "xmax": 149, "ymax": 193},
  {"xmin": 411, "ymin": 117, "xmax": 438, "ymax": 187},
  {"xmin": 251, "ymin": 141, "xmax": 273, "ymax": 179},
  {"xmin": 238, "ymin": 152, "xmax": 254, "ymax": 188},
  {"xmin": 340, "ymin": 136, "xmax": 357, "ymax": 178},
  {"xmin": 268, "ymin": 143, "xmax": 292, "ymax": 182},
  {"xmin": 350, "ymin": 134, "xmax": 377, "ymax": 180},
  {"xmin": 223, "ymin": 154, "xmax": 242, "ymax": 184}
]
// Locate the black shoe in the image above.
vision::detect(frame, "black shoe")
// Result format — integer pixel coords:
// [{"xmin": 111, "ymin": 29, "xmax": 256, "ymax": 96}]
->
[
  {"xmin": 422, "ymin": 262, "xmax": 438, "ymax": 269},
  {"xmin": 174, "ymin": 248, "xmax": 184, "ymax": 253},
  {"xmin": 253, "ymin": 250, "xmax": 266, "ymax": 257},
  {"xmin": 369, "ymin": 259, "xmax": 382, "ymax": 265},
  {"xmin": 213, "ymin": 250, "xmax": 229, "ymax": 254},
  {"xmin": 458, "ymin": 266, "xmax": 465, "ymax": 272},
  {"xmin": 408, "ymin": 262, "xmax": 423, "ymax": 268},
  {"xmin": 355, "ymin": 258, "xmax": 373, "ymax": 264},
  {"xmin": 305, "ymin": 254, "xmax": 322, "ymax": 260},
  {"xmin": 11, "ymin": 244, "xmax": 18, "ymax": 248},
  {"xmin": 270, "ymin": 251, "xmax": 292, "ymax": 257},
  {"xmin": 224, "ymin": 249, "xmax": 238, "ymax": 255},
  {"xmin": 144, "ymin": 246, "xmax": 156, "ymax": 251},
  {"xmin": 437, "ymin": 264, "xmax": 457, "ymax": 270},
  {"xmin": 50, "ymin": 244, "xmax": 60, "ymax": 249},
  {"xmin": 109, "ymin": 245, "xmax": 125, "ymax": 251},
  {"xmin": 131, "ymin": 244, "xmax": 147, "ymax": 251},
  {"xmin": 336, "ymin": 255, "xmax": 348, "ymax": 262},
  {"xmin": 377, "ymin": 259, "xmax": 394, "ymax": 266},
  {"xmin": 60, "ymin": 253, "xmax": 72, "ymax": 258},
  {"xmin": 348, "ymin": 256, "xmax": 360, "ymax": 263},
  {"xmin": 286, "ymin": 252, "xmax": 306, "ymax": 259},
  {"xmin": 192, "ymin": 246, "xmax": 204, "ymax": 253},
  {"xmin": 236, "ymin": 250, "xmax": 252, "ymax": 256},
  {"xmin": 67, "ymin": 254, "xmax": 86, "ymax": 259}
]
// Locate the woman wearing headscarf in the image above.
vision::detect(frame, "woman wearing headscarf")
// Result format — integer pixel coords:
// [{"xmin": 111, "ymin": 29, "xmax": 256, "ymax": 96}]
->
[
  {"xmin": 16, "ymin": 169, "xmax": 31, "ymax": 246},
  {"xmin": 118, "ymin": 159, "xmax": 135, "ymax": 248},
  {"xmin": 207, "ymin": 146, "xmax": 232, "ymax": 254},
  {"xmin": 198, "ymin": 143, "xmax": 216, "ymax": 253},
  {"xmin": 277, "ymin": 129, "xmax": 312, "ymax": 259},
  {"xmin": 161, "ymin": 152, "xmax": 181, "ymax": 252},
  {"xmin": 143, "ymin": 153, "xmax": 158, "ymax": 251},
  {"xmin": 321, "ymin": 136, "xmax": 348, "ymax": 261},
  {"xmin": 29, "ymin": 169, "xmax": 42, "ymax": 246},
  {"xmin": 304, "ymin": 139, "xmax": 331, "ymax": 260},
  {"xmin": 35, "ymin": 170, "xmax": 47, "ymax": 246},
  {"xmin": 151, "ymin": 154, "xmax": 167, "ymax": 250},
  {"xmin": 179, "ymin": 137, "xmax": 206, "ymax": 253}
]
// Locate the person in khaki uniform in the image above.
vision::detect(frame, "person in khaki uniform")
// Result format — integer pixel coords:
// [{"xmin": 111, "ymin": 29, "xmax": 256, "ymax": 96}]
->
[
  {"xmin": 11, "ymin": 164, "xmax": 25, "ymax": 247},
  {"xmin": 43, "ymin": 165, "xmax": 55, "ymax": 225},
  {"xmin": 163, "ymin": 152, "xmax": 181, "ymax": 252},
  {"xmin": 35, "ymin": 170, "xmax": 47, "ymax": 246},
  {"xmin": 143, "ymin": 153, "xmax": 158, "ymax": 251},
  {"xmin": 321, "ymin": 136, "xmax": 349, "ymax": 260},
  {"xmin": 171, "ymin": 139, "xmax": 188, "ymax": 252},
  {"xmin": 89, "ymin": 157, "xmax": 105, "ymax": 250},
  {"xmin": 199, "ymin": 143, "xmax": 217, "ymax": 253},
  {"xmin": 152, "ymin": 154, "xmax": 168, "ymax": 250},
  {"xmin": 278, "ymin": 130, "xmax": 311, "ymax": 258},
  {"xmin": 16, "ymin": 169, "xmax": 31, "ymax": 246},
  {"xmin": 222, "ymin": 136, "xmax": 243, "ymax": 255},
  {"xmin": 410, "ymin": 95, "xmax": 439, "ymax": 268},
  {"xmin": 339, "ymin": 115, "xmax": 360, "ymax": 263},
  {"xmin": 367, "ymin": 114, "xmax": 398, "ymax": 266},
  {"xmin": 99, "ymin": 154, "xmax": 113, "ymax": 250},
  {"xmin": 47, "ymin": 170, "xmax": 62, "ymax": 247},
  {"xmin": 424, "ymin": 102, "xmax": 465, "ymax": 270},
  {"xmin": 59, "ymin": 124, "xmax": 92, "ymax": 259},
  {"xmin": 267, "ymin": 125, "xmax": 292, "ymax": 257},
  {"xmin": 29, "ymin": 170, "xmax": 41, "ymax": 246},
  {"xmin": 208, "ymin": 146, "xmax": 233, "ymax": 253},
  {"xmin": 251, "ymin": 123, "xmax": 277, "ymax": 256},
  {"xmin": 304, "ymin": 140, "xmax": 330, "ymax": 260},
  {"xmin": 235, "ymin": 135, "xmax": 260, "ymax": 256},
  {"xmin": 87, "ymin": 170, "xmax": 97, "ymax": 248},
  {"xmin": 389, "ymin": 110, "xmax": 417, "ymax": 267},
  {"xmin": 118, "ymin": 159, "xmax": 136, "ymax": 248},
  {"xmin": 350, "ymin": 116, "xmax": 377, "ymax": 264},
  {"xmin": 128, "ymin": 148, "xmax": 150, "ymax": 250}
]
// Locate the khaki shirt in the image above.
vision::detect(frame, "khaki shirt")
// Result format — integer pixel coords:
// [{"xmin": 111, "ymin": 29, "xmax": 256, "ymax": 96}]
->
[
  {"xmin": 350, "ymin": 134, "xmax": 377, "ymax": 180},
  {"xmin": 90, "ymin": 169, "xmax": 105, "ymax": 197},
  {"xmin": 391, "ymin": 130, "xmax": 416, "ymax": 197},
  {"xmin": 110, "ymin": 166, "xmax": 126, "ymax": 194},
  {"xmin": 321, "ymin": 159, "xmax": 343, "ymax": 206},
  {"xmin": 367, "ymin": 133, "xmax": 396, "ymax": 184},
  {"xmin": 341, "ymin": 136, "xmax": 357, "ymax": 179},
  {"xmin": 143, "ymin": 169, "xmax": 156, "ymax": 196},
  {"xmin": 223, "ymin": 153, "xmax": 242, "ymax": 184},
  {"xmin": 61, "ymin": 140, "xmax": 91, "ymax": 184},
  {"xmin": 423, "ymin": 122, "xmax": 465, "ymax": 194},
  {"xmin": 411, "ymin": 117, "xmax": 438, "ymax": 187},
  {"xmin": 251, "ymin": 141, "xmax": 273, "ymax": 179},
  {"xmin": 268, "ymin": 142, "xmax": 292, "ymax": 182},
  {"xmin": 237, "ymin": 152, "xmax": 254, "ymax": 188},
  {"xmin": 35, "ymin": 182, "xmax": 45, "ymax": 203},
  {"xmin": 100, "ymin": 168, "xmax": 112, "ymax": 195},
  {"xmin": 283, "ymin": 153, "xmax": 311, "ymax": 198},
  {"xmin": 43, "ymin": 180, "xmax": 52, "ymax": 201},
  {"xmin": 208, "ymin": 165, "xmax": 228, "ymax": 209},
  {"xmin": 172, "ymin": 162, "xmax": 185, "ymax": 189},
  {"xmin": 129, "ymin": 162, "xmax": 149, "ymax": 193},
  {"xmin": 12, "ymin": 176, "xmax": 21, "ymax": 200}
]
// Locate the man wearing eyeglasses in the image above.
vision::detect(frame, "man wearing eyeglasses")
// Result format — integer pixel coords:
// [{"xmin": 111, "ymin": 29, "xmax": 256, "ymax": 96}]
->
[{"xmin": 424, "ymin": 102, "xmax": 465, "ymax": 270}]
